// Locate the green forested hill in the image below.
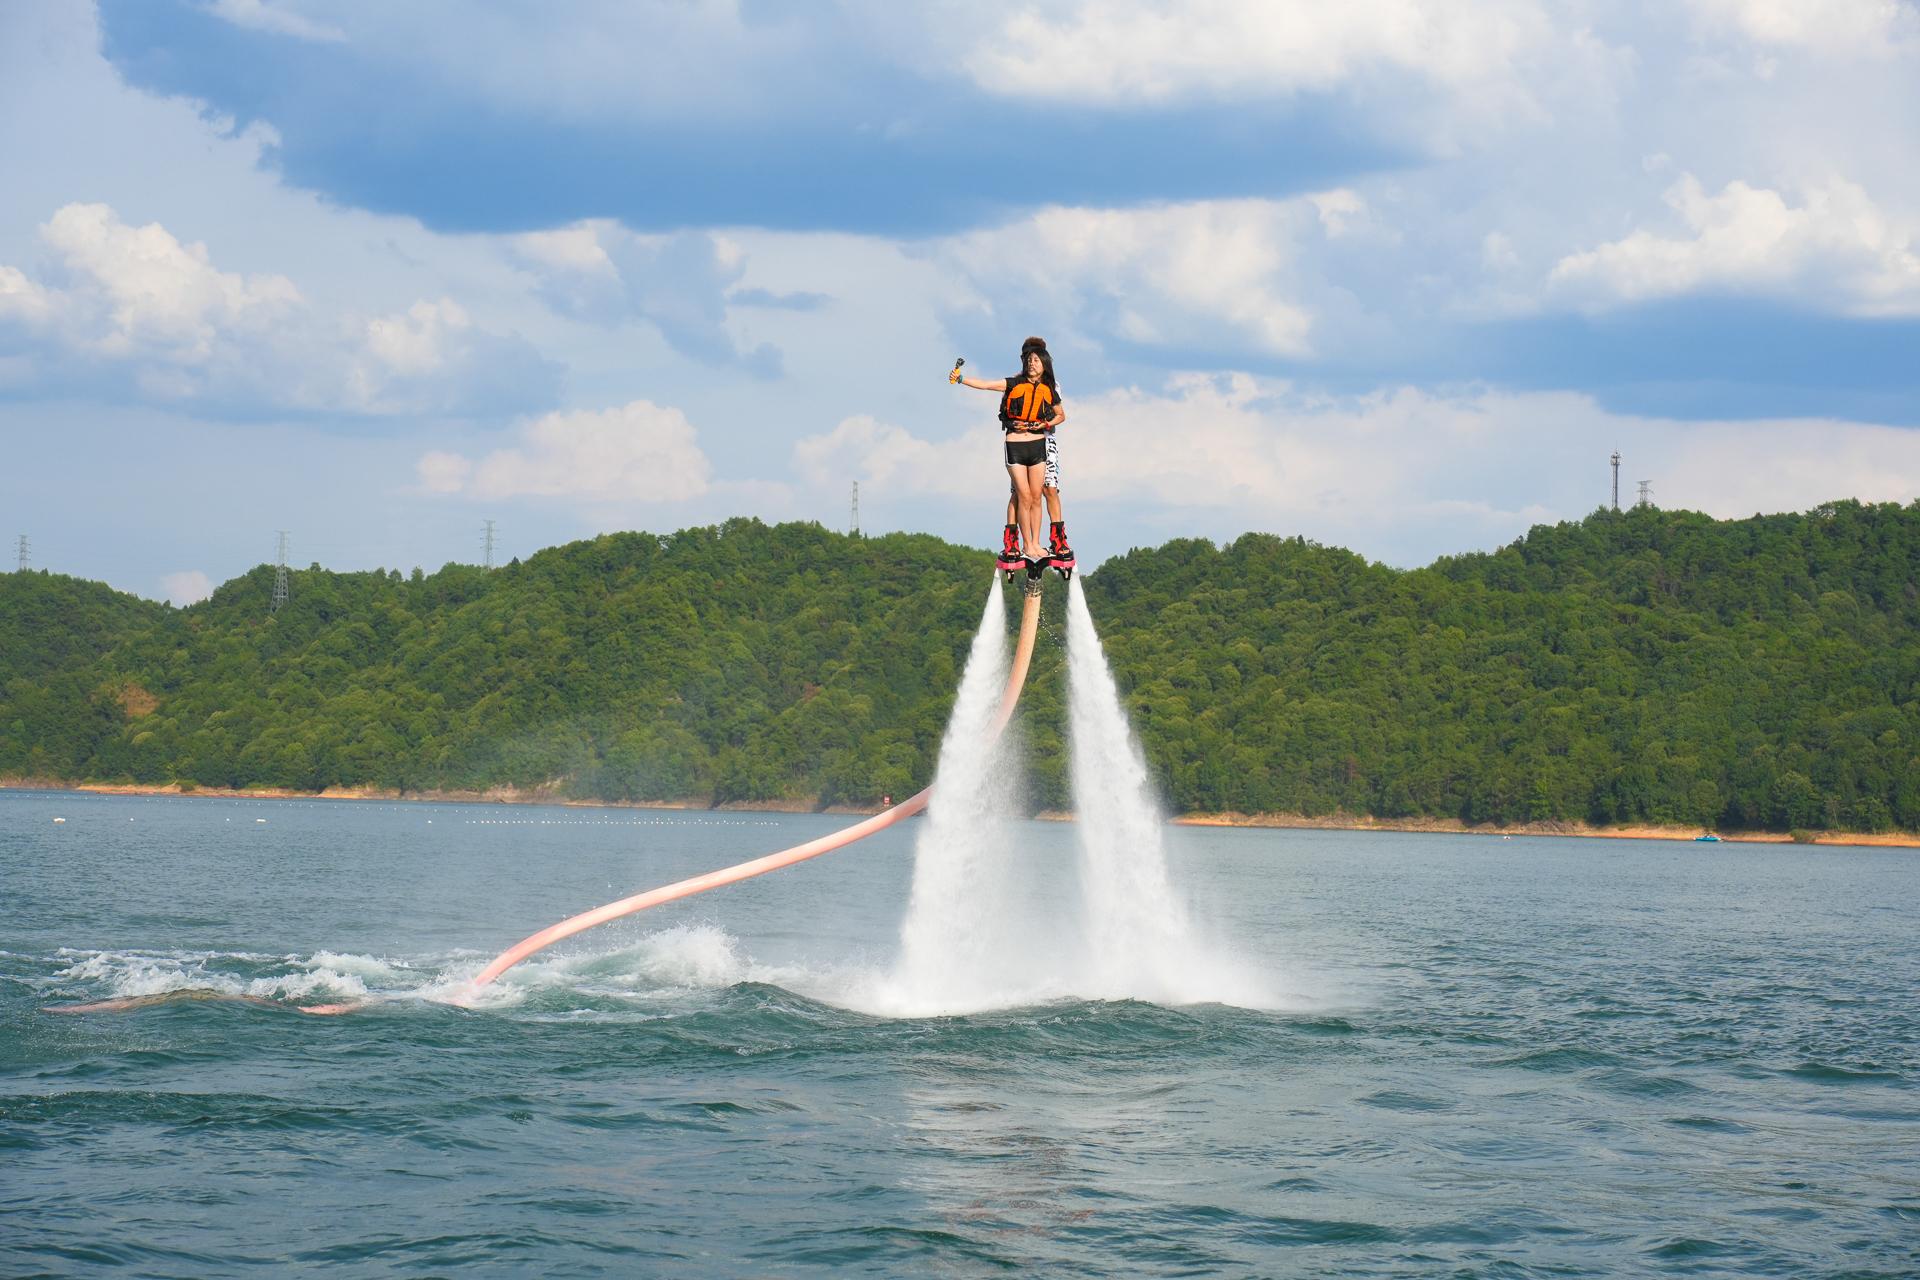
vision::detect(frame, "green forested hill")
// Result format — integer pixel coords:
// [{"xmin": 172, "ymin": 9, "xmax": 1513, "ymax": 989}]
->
[{"xmin": 4, "ymin": 504, "xmax": 1918, "ymax": 832}]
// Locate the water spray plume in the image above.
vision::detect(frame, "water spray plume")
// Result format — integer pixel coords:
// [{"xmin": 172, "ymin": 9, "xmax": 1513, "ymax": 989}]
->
[
  {"xmin": 1063, "ymin": 578, "xmax": 1269, "ymax": 1006},
  {"xmin": 874, "ymin": 586, "xmax": 1028, "ymax": 1012}
]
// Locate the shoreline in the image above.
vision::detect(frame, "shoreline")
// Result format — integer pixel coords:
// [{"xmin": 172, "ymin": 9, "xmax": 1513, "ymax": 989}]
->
[
  {"xmin": 1164, "ymin": 810, "xmax": 1920, "ymax": 849},
  {"xmin": 0, "ymin": 777, "xmax": 889, "ymax": 818},
  {"xmin": 6, "ymin": 778, "xmax": 1915, "ymax": 847}
]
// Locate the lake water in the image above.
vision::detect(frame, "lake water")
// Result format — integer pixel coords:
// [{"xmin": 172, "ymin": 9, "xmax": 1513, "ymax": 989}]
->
[{"xmin": 3, "ymin": 787, "xmax": 1917, "ymax": 1277}]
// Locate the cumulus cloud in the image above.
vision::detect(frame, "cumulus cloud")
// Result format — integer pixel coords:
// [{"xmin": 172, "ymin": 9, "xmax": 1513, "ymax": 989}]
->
[
  {"xmin": 418, "ymin": 400, "xmax": 713, "ymax": 504},
  {"xmin": 1682, "ymin": 0, "xmax": 1920, "ymax": 54},
  {"xmin": 946, "ymin": 0, "xmax": 1627, "ymax": 150},
  {"xmin": 794, "ymin": 415, "xmax": 980, "ymax": 498},
  {"xmin": 509, "ymin": 221, "xmax": 781, "ymax": 375},
  {"xmin": 939, "ymin": 195, "xmax": 1364, "ymax": 358},
  {"xmin": 160, "ymin": 569, "xmax": 214, "ymax": 607},
  {"xmin": 7, "ymin": 202, "xmax": 301, "ymax": 361},
  {"xmin": 1549, "ymin": 175, "xmax": 1920, "ymax": 315},
  {"xmin": 962, "ymin": 0, "xmax": 1554, "ymax": 106},
  {"xmin": 0, "ymin": 203, "xmax": 559, "ymax": 415}
]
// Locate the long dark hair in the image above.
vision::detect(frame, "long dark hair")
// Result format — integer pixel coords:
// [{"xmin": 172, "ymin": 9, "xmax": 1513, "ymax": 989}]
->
[{"xmin": 1020, "ymin": 337, "xmax": 1059, "ymax": 397}]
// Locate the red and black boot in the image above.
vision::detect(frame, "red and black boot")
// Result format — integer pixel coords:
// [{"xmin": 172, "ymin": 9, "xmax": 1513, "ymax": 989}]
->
[
  {"xmin": 995, "ymin": 524, "xmax": 1024, "ymax": 581},
  {"xmin": 1047, "ymin": 521, "xmax": 1076, "ymax": 580}
]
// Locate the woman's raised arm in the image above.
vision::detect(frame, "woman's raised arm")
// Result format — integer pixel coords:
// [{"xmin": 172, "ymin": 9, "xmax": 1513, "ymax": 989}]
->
[{"xmin": 952, "ymin": 369, "xmax": 1009, "ymax": 392}]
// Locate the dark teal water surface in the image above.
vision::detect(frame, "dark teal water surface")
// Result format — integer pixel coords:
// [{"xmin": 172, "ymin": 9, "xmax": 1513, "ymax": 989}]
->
[{"xmin": 4, "ymin": 788, "xmax": 1917, "ymax": 1277}]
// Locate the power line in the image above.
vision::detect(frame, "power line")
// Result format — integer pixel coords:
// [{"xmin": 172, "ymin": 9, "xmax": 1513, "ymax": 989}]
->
[
  {"xmin": 271, "ymin": 531, "xmax": 290, "ymax": 612},
  {"xmin": 483, "ymin": 518, "xmax": 497, "ymax": 570},
  {"xmin": 1637, "ymin": 480, "xmax": 1653, "ymax": 508},
  {"xmin": 850, "ymin": 481, "xmax": 860, "ymax": 537},
  {"xmin": 14, "ymin": 534, "xmax": 27, "ymax": 572},
  {"xmin": 1610, "ymin": 451, "xmax": 1620, "ymax": 511}
]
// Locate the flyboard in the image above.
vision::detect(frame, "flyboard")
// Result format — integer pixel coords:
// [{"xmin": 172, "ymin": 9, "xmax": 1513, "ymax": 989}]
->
[{"xmin": 43, "ymin": 583, "xmax": 1047, "ymax": 1016}]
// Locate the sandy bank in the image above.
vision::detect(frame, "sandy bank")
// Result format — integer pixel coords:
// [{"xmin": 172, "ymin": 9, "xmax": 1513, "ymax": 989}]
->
[
  {"xmin": 1167, "ymin": 810, "xmax": 1920, "ymax": 849},
  {"xmin": 5, "ymin": 778, "xmax": 1913, "ymax": 847}
]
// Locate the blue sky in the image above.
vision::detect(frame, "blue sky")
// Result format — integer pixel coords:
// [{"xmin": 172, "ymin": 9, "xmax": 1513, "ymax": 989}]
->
[{"xmin": 3, "ymin": 0, "xmax": 1918, "ymax": 603}]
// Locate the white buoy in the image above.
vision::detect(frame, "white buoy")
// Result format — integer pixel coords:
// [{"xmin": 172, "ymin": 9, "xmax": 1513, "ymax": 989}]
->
[
  {"xmin": 256, "ymin": 818, "xmax": 267, "ymax": 824},
  {"xmin": 53, "ymin": 817, "xmax": 66, "ymax": 824}
]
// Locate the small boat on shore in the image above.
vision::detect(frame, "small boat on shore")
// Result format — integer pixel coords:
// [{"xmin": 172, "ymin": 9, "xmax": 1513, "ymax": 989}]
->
[{"xmin": 1693, "ymin": 833, "xmax": 1722, "ymax": 842}]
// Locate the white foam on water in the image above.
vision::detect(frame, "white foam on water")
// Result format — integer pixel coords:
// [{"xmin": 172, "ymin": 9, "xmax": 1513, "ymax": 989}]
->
[
  {"xmin": 450, "ymin": 923, "xmax": 813, "ymax": 1009},
  {"xmin": 246, "ymin": 967, "xmax": 373, "ymax": 1002},
  {"xmin": 56, "ymin": 949, "xmax": 245, "ymax": 999},
  {"xmin": 307, "ymin": 951, "xmax": 411, "ymax": 981},
  {"xmin": 51, "ymin": 947, "xmax": 379, "ymax": 1004},
  {"xmin": 1062, "ymin": 579, "xmax": 1279, "ymax": 1009}
]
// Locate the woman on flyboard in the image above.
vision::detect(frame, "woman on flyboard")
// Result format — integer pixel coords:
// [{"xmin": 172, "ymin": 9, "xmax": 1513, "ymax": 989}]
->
[{"xmin": 950, "ymin": 335, "xmax": 1074, "ymax": 586}]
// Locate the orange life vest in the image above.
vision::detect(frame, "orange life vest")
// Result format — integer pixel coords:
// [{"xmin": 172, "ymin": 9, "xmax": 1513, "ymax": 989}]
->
[{"xmin": 999, "ymin": 376, "xmax": 1059, "ymax": 430}]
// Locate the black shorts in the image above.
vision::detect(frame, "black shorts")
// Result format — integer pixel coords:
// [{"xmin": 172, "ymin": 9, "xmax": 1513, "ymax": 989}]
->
[{"xmin": 1004, "ymin": 437, "xmax": 1047, "ymax": 467}]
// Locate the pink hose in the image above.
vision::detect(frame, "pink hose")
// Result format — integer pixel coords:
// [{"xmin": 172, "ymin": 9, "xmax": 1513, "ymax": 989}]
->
[{"xmin": 465, "ymin": 587, "xmax": 1045, "ymax": 989}]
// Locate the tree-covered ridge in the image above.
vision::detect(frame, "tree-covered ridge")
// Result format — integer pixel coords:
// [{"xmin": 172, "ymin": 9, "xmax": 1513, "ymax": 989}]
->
[
  {"xmin": 2, "ymin": 521, "xmax": 987, "ymax": 808},
  {"xmin": 1082, "ymin": 501, "xmax": 1920, "ymax": 831},
  {"xmin": 3, "ymin": 503, "xmax": 1917, "ymax": 833}
]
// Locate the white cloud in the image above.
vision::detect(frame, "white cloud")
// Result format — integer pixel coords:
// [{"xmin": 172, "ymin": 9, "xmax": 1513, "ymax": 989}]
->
[
  {"xmin": 203, "ymin": 0, "xmax": 346, "ymax": 44},
  {"xmin": 1549, "ymin": 174, "xmax": 1920, "ymax": 315},
  {"xmin": 1682, "ymin": 0, "xmax": 1920, "ymax": 54},
  {"xmin": 0, "ymin": 266, "xmax": 55, "ymax": 326},
  {"xmin": 940, "ymin": 196, "xmax": 1355, "ymax": 358},
  {"xmin": 509, "ymin": 221, "xmax": 780, "ymax": 373},
  {"xmin": 1310, "ymin": 190, "xmax": 1370, "ymax": 238},
  {"xmin": 12, "ymin": 202, "xmax": 302, "ymax": 363},
  {"xmin": 961, "ymin": 0, "xmax": 1554, "ymax": 106},
  {"xmin": 794, "ymin": 415, "xmax": 980, "ymax": 498},
  {"xmin": 415, "ymin": 450, "xmax": 474, "ymax": 495},
  {"xmin": 160, "ymin": 569, "xmax": 214, "ymax": 606},
  {"xmin": 512, "ymin": 223, "xmax": 617, "ymax": 276},
  {"xmin": 418, "ymin": 400, "xmax": 714, "ymax": 504},
  {"xmin": 0, "ymin": 203, "xmax": 558, "ymax": 414},
  {"xmin": 363, "ymin": 299, "xmax": 462, "ymax": 376}
]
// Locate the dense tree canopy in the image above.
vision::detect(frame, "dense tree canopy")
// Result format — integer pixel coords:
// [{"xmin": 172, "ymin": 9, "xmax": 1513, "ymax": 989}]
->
[{"xmin": 4, "ymin": 504, "xmax": 1917, "ymax": 832}]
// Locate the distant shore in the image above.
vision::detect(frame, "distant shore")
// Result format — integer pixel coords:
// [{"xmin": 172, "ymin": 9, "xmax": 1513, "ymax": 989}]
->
[
  {"xmin": 1161, "ymin": 810, "xmax": 1920, "ymax": 849},
  {"xmin": 7, "ymin": 777, "xmax": 1915, "ymax": 848},
  {"xmin": 0, "ymin": 777, "xmax": 888, "ymax": 818}
]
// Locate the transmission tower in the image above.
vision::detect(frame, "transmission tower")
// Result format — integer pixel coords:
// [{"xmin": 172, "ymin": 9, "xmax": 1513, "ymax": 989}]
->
[
  {"xmin": 1637, "ymin": 480, "xmax": 1653, "ymax": 508},
  {"xmin": 1610, "ymin": 452, "xmax": 1620, "ymax": 511},
  {"xmin": 14, "ymin": 534, "xmax": 26, "ymax": 572},
  {"xmin": 271, "ymin": 531, "xmax": 290, "ymax": 612},
  {"xmin": 483, "ymin": 518, "xmax": 497, "ymax": 570},
  {"xmin": 850, "ymin": 481, "xmax": 860, "ymax": 537}
]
